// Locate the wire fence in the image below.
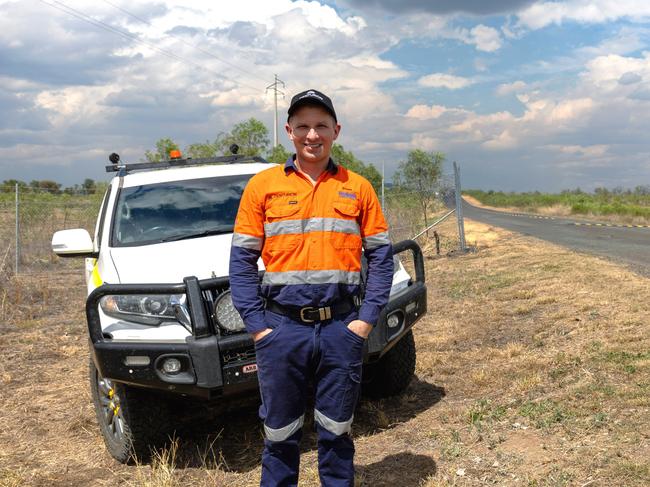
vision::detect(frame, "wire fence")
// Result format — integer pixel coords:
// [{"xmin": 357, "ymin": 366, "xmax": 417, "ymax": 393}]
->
[
  {"xmin": 0, "ymin": 171, "xmax": 466, "ymax": 280},
  {"xmin": 0, "ymin": 187, "xmax": 102, "ymax": 278}
]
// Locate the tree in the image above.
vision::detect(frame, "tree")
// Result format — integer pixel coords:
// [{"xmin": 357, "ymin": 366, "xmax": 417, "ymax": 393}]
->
[
  {"xmin": 330, "ymin": 144, "xmax": 382, "ymax": 192},
  {"xmin": 29, "ymin": 180, "xmax": 62, "ymax": 194},
  {"xmin": 186, "ymin": 141, "xmax": 217, "ymax": 159},
  {"xmin": 64, "ymin": 184, "xmax": 81, "ymax": 195},
  {"xmin": 1, "ymin": 179, "xmax": 28, "ymax": 192},
  {"xmin": 267, "ymin": 143, "xmax": 291, "ymax": 164},
  {"xmin": 393, "ymin": 149, "xmax": 444, "ymax": 227},
  {"xmin": 82, "ymin": 178, "xmax": 97, "ymax": 194},
  {"xmin": 214, "ymin": 118, "xmax": 270, "ymax": 156},
  {"xmin": 144, "ymin": 138, "xmax": 180, "ymax": 162}
]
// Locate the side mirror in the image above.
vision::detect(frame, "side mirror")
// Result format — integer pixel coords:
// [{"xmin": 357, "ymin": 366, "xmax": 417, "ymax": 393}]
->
[{"xmin": 52, "ymin": 229, "xmax": 96, "ymax": 258}]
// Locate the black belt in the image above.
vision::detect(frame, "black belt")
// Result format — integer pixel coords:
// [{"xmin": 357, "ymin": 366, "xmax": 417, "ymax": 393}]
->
[{"xmin": 265, "ymin": 299, "xmax": 357, "ymax": 324}]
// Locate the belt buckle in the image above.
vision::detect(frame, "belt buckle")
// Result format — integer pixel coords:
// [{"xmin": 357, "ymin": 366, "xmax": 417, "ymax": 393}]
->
[
  {"xmin": 299, "ymin": 307, "xmax": 317, "ymax": 323},
  {"xmin": 299, "ymin": 306, "xmax": 332, "ymax": 323}
]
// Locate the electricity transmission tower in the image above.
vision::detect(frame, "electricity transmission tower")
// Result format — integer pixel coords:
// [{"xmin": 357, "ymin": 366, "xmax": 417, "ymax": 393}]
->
[{"xmin": 266, "ymin": 74, "xmax": 285, "ymax": 148}]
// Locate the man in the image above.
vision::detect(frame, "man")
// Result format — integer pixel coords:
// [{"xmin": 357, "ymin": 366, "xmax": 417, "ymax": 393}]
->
[{"xmin": 229, "ymin": 89, "xmax": 393, "ymax": 486}]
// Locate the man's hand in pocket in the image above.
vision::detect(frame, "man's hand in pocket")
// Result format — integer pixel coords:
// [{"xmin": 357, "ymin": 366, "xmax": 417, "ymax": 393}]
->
[
  {"xmin": 347, "ymin": 320, "xmax": 372, "ymax": 339},
  {"xmin": 252, "ymin": 328, "xmax": 273, "ymax": 342}
]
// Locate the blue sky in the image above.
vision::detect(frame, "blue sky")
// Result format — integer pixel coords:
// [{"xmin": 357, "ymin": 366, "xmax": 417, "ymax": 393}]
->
[{"xmin": 2, "ymin": 0, "xmax": 650, "ymax": 191}]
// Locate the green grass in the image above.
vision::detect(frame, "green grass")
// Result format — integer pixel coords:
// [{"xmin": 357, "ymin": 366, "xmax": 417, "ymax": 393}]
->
[
  {"xmin": 518, "ymin": 400, "xmax": 572, "ymax": 428},
  {"xmin": 602, "ymin": 350, "xmax": 650, "ymax": 364},
  {"xmin": 467, "ymin": 399, "xmax": 508, "ymax": 427},
  {"xmin": 465, "ymin": 189, "xmax": 650, "ymax": 219}
]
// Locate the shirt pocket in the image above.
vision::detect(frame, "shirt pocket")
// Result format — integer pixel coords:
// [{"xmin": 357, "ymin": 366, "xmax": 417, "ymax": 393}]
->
[
  {"xmin": 331, "ymin": 201, "xmax": 362, "ymax": 250},
  {"xmin": 264, "ymin": 203, "xmax": 301, "ymax": 252}
]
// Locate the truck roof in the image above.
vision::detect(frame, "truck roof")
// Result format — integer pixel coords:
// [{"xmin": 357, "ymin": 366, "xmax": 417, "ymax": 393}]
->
[{"xmin": 116, "ymin": 162, "xmax": 274, "ymax": 188}]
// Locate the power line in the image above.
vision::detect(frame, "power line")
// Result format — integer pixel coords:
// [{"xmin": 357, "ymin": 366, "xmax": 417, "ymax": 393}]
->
[
  {"xmin": 100, "ymin": 0, "xmax": 271, "ymax": 85},
  {"xmin": 39, "ymin": 0, "xmax": 266, "ymax": 94}
]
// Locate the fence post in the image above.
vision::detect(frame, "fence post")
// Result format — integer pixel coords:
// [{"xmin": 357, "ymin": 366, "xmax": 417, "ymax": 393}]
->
[
  {"xmin": 381, "ymin": 161, "xmax": 385, "ymax": 211},
  {"xmin": 15, "ymin": 183, "xmax": 19, "ymax": 274},
  {"xmin": 453, "ymin": 161, "xmax": 467, "ymax": 251}
]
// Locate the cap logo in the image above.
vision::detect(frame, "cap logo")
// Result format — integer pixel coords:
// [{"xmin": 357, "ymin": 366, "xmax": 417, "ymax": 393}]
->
[{"xmin": 299, "ymin": 90, "xmax": 324, "ymax": 101}]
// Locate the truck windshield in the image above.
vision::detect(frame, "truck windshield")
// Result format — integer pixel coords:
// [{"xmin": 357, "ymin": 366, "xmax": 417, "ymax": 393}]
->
[{"xmin": 112, "ymin": 175, "xmax": 252, "ymax": 246}]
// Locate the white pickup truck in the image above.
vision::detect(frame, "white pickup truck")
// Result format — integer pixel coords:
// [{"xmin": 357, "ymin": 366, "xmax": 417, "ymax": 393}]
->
[{"xmin": 52, "ymin": 152, "xmax": 427, "ymax": 463}]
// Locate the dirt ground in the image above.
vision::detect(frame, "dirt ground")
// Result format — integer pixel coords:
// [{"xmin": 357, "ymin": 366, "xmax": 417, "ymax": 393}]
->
[{"xmin": 1, "ymin": 219, "xmax": 649, "ymax": 486}]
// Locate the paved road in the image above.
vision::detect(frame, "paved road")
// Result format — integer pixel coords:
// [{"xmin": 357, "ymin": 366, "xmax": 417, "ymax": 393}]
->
[{"xmin": 461, "ymin": 200, "xmax": 650, "ymax": 277}]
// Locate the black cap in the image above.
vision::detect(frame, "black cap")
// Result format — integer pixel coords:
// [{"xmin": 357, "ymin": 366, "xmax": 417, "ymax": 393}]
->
[{"xmin": 287, "ymin": 89, "xmax": 337, "ymax": 122}]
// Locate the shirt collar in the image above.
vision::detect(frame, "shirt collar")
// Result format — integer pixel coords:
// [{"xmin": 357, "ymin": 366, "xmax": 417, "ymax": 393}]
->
[{"xmin": 284, "ymin": 154, "xmax": 339, "ymax": 175}]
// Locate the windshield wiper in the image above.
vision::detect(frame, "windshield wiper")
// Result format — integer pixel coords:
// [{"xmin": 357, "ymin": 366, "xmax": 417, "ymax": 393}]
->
[{"xmin": 160, "ymin": 228, "xmax": 232, "ymax": 242}]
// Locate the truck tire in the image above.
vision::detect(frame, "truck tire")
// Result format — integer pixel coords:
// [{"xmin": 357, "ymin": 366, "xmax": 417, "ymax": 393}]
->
[
  {"xmin": 89, "ymin": 359, "xmax": 173, "ymax": 463},
  {"xmin": 363, "ymin": 329, "xmax": 416, "ymax": 398}
]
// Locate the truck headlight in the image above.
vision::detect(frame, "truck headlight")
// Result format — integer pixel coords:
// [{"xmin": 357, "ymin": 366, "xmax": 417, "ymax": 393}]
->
[
  {"xmin": 214, "ymin": 291, "xmax": 245, "ymax": 332},
  {"xmin": 100, "ymin": 294, "xmax": 183, "ymax": 326}
]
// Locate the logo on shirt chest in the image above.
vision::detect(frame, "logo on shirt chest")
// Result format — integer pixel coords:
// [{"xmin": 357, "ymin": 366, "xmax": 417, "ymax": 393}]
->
[
  {"xmin": 338, "ymin": 191, "xmax": 357, "ymax": 200},
  {"xmin": 268, "ymin": 192, "xmax": 297, "ymax": 201},
  {"xmin": 267, "ymin": 192, "xmax": 299, "ymax": 207}
]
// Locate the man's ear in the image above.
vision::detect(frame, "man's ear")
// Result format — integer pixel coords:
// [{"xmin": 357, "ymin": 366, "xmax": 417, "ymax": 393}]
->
[
  {"xmin": 333, "ymin": 123, "xmax": 341, "ymax": 141},
  {"xmin": 285, "ymin": 122, "xmax": 294, "ymax": 140}
]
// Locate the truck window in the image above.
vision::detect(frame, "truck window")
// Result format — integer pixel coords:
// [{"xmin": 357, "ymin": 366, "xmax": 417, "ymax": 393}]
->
[{"xmin": 111, "ymin": 175, "xmax": 252, "ymax": 247}]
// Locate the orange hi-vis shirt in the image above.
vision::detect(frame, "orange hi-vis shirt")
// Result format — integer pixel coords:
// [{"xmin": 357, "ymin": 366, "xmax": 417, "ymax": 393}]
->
[{"xmin": 229, "ymin": 157, "xmax": 394, "ymax": 333}]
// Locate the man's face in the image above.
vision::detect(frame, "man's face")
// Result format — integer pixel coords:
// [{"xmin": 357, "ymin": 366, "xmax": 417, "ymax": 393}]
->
[{"xmin": 285, "ymin": 105, "xmax": 340, "ymax": 167}]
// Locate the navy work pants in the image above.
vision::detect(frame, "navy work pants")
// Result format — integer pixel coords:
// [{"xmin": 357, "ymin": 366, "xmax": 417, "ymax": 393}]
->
[{"xmin": 254, "ymin": 309, "xmax": 364, "ymax": 487}]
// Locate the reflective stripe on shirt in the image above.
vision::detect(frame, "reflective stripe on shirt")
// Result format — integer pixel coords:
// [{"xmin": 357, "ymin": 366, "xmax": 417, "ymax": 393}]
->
[
  {"xmin": 264, "ymin": 217, "xmax": 360, "ymax": 237},
  {"xmin": 262, "ymin": 269, "xmax": 361, "ymax": 286},
  {"xmin": 362, "ymin": 231, "xmax": 391, "ymax": 250},
  {"xmin": 232, "ymin": 232, "xmax": 263, "ymax": 251}
]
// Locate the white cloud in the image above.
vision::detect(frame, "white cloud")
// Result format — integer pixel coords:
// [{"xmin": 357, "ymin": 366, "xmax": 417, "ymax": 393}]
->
[
  {"xmin": 516, "ymin": 0, "xmax": 650, "ymax": 31},
  {"xmin": 548, "ymin": 98, "xmax": 595, "ymax": 123},
  {"xmin": 443, "ymin": 24, "xmax": 504, "ymax": 52},
  {"xmin": 418, "ymin": 73, "xmax": 474, "ymax": 89},
  {"xmin": 553, "ymin": 144, "xmax": 610, "ymax": 157},
  {"xmin": 483, "ymin": 129, "xmax": 517, "ymax": 150},
  {"xmin": 496, "ymin": 80, "xmax": 527, "ymax": 95},
  {"xmin": 470, "ymin": 25, "xmax": 503, "ymax": 52},
  {"xmin": 36, "ymin": 85, "xmax": 118, "ymax": 126},
  {"xmin": 405, "ymin": 104, "xmax": 448, "ymax": 119},
  {"xmin": 583, "ymin": 53, "xmax": 650, "ymax": 90},
  {"xmin": 409, "ymin": 133, "xmax": 442, "ymax": 151},
  {"xmin": 204, "ymin": 90, "xmax": 261, "ymax": 107}
]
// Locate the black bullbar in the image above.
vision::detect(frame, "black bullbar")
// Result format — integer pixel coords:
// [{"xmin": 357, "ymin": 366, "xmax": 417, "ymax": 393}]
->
[
  {"xmin": 85, "ymin": 239, "xmax": 427, "ymax": 398},
  {"xmin": 86, "ymin": 275, "xmax": 258, "ymax": 399},
  {"xmin": 366, "ymin": 239, "xmax": 427, "ymax": 361}
]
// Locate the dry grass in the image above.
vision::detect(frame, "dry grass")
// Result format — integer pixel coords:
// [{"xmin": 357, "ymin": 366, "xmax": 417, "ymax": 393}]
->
[
  {"xmin": 462, "ymin": 194, "xmax": 522, "ymax": 214},
  {"xmin": 463, "ymin": 194, "xmax": 650, "ymax": 226},
  {"xmin": 1, "ymin": 221, "xmax": 650, "ymax": 486}
]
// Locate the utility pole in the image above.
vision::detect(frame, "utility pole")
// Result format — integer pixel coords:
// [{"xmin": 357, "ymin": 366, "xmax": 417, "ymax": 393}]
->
[
  {"xmin": 266, "ymin": 74, "xmax": 285, "ymax": 148},
  {"xmin": 15, "ymin": 183, "xmax": 19, "ymax": 275},
  {"xmin": 453, "ymin": 161, "xmax": 467, "ymax": 251}
]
